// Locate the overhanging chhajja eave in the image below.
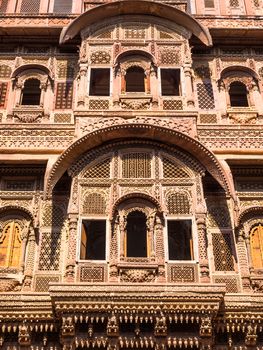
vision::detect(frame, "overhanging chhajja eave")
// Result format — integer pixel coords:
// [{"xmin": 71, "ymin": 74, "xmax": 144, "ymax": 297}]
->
[{"xmin": 59, "ymin": 0, "xmax": 212, "ymax": 46}]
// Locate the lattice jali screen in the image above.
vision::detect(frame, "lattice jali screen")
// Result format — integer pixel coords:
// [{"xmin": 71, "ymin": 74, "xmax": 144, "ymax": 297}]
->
[
  {"xmin": 82, "ymin": 193, "xmax": 106, "ymax": 214},
  {"xmin": 90, "ymin": 51, "xmax": 111, "ymax": 64},
  {"xmin": 42, "ymin": 205, "xmax": 65, "ymax": 227},
  {"xmin": 80, "ymin": 266, "xmax": 105, "ymax": 282},
  {"xmin": 89, "ymin": 99, "xmax": 110, "ymax": 110},
  {"xmin": 53, "ymin": 0, "xmax": 72, "ymax": 13},
  {"xmin": 229, "ymin": 0, "xmax": 239, "ymax": 7},
  {"xmin": 57, "ymin": 62, "xmax": 75, "ymax": 79},
  {"xmin": 214, "ymin": 276, "xmax": 239, "ymax": 292},
  {"xmin": 163, "ymin": 100, "xmax": 183, "ymax": 110},
  {"xmin": 0, "ymin": 0, "xmax": 8, "ymax": 13},
  {"xmin": 122, "ymin": 153, "xmax": 151, "ymax": 178},
  {"xmin": 38, "ymin": 231, "xmax": 62, "ymax": 271},
  {"xmin": 199, "ymin": 114, "xmax": 217, "ymax": 124},
  {"xmin": 124, "ymin": 27, "xmax": 146, "ymax": 39},
  {"xmin": 55, "ymin": 82, "xmax": 73, "ymax": 109},
  {"xmin": 197, "ymin": 83, "xmax": 215, "ymax": 109},
  {"xmin": 160, "ymin": 50, "xmax": 181, "ymax": 65},
  {"xmin": 166, "ymin": 192, "xmax": 190, "ymax": 214},
  {"xmin": 208, "ymin": 206, "xmax": 231, "ymax": 228},
  {"xmin": 212, "ymin": 232, "xmax": 235, "ymax": 271},
  {"xmin": 20, "ymin": 0, "xmax": 41, "ymax": 13},
  {"xmin": 163, "ymin": 158, "xmax": 190, "ymax": 178},
  {"xmin": 83, "ymin": 158, "xmax": 111, "ymax": 178},
  {"xmin": 54, "ymin": 113, "xmax": 72, "ymax": 123},
  {"xmin": 34, "ymin": 275, "xmax": 60, "ymax": 292},
  {"xmin": 0, "ymin": 82, "xmax": 8, "ymax": 108},
  {"xmin": 168, "ymin": 264, "xmax": 196, "ymax": 282},
  {"xmin": 0, "ymin": 65, "xmax": 11, "ymax": 78}
]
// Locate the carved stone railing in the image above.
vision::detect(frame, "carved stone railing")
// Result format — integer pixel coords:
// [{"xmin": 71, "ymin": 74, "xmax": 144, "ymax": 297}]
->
[{"xmin": 224, "ymin": 107, "xmax": 258, "ymax": 125}]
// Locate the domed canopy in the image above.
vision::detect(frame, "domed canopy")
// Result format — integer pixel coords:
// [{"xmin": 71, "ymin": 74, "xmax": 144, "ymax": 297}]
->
[{"xmin": 60, "ymin": 0, "xmax": 212, "ymax": 46}]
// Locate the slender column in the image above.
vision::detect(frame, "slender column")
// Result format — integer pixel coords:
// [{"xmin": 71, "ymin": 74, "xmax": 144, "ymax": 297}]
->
[
  {"xmin": 184, "ymin": 64, "xmax": 195, "ymax": 107},
  {"xmin": 244, "ymin": 0, "xmax": 254, "ymax": 15},
  {"xmin": 77, "ymin": 64, "xmax": 88, "ymax": 107},
  {"xmin": 196, "ymin": 215, "xmax": 210, "ymax": 283},
  {"xmin": 65, "ymin": 215, "xmax": 78, "ymax": 282}
]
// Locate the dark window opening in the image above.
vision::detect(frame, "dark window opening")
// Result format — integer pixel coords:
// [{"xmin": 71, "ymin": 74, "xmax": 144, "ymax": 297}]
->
[
  {"xmin": 21, "ymin": 78, "xmax": 41, "ymax": 105},
  {"xmin": 80, "ymin": 220, "xmax": 106, "ymax": 260},
  {"xmin": 229, "ymin": 81, "xmax": 249, "ymax": 107},
  {"xmin": 126, "ymin": 211, "xmax": 147, "ymax": 257},
  {"xmin": 89, "ymin": 68, "xmax": 110, "ymax": 96},
  {"xmin": 204, "ymin": 0, "xmax": 215, "ymax": 8},
  {"xmin": 53, "ymin": 0, "xmax": 72, "ymax": 14},
  {"xmin": 161, "ymin": 69, "xmax": 180, "ymax": 96},
  {"xmin": 126, "ymin": 67, "xmax": 145, "ymax": 93},
  {"xmin": 168, "ymin": 220, "xmax": 193, "ymax": 260}
]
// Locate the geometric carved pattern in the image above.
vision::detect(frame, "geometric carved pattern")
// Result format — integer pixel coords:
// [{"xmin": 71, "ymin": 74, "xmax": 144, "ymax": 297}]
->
[
  {"xmin": 212, "ymin": 232, "xmax": 235, "ymax": 271},
  {"xmin": 83, "ymin": 193, "xmax": 106, "ymax": 214},
  {"xmin": 38, "ymin": 231, "xmax": 61, "ymax": 270},
  {"xmin": 83, "ymin": 159, "xmax": 111, "ymax": 178},
  {"xmin": 214, "ymin": 277, "xmax": 239, "ymax": 292},
  {"xmin": 42, "ymin": 205, "xmax": 65, "ymax": 227},
  {"xmin": 168, "ymin": 264, "xmax": 196, "ymax": 282},
  {"xmin": 80, "ymin": 266, "xmax": 104, "ymax": 282},
  {"xmin": 124, "ymin": 27, "xmax": 146, "ymax": 39},
  {"xmin": 35, "ymin": 276, "xmax": 60, "ymax": 292},
  {"xmin": 197, "ymin": 83, "xmax": 215, "ymax": 109},
  {"xmin": 166, "ymin": 192, "xmax": 190, "ymax": 214},
  {"xmin": 55, "ymin": 82, "xmax": 73, "ymax": 109},
  {"xmin": 208, "ymin": 206, "xmax": 231, "ymax": 228},
  {"xmin": 0, "ymin": 65, "xmax": 11, "ymax": 78},
  {"xmin": 163, "ymin": 100, "xmax": 183, "ymax": 110},
  {"xmin": 122, "ymin": 153, "xmax": 151, "ymax": 178},
  {"xmin": 54, "ymin": 113, "xmax": 72, "ymax": 123},
  {"xmin": 0, "ymin": 0, "xmax": 8, "ymax": 13},
  {"xmin": 89, "ymin": 99, "xmax": 110, "ymax": 110},
  {"xmin": 0, "ymin": 82, "xmax": 8, "ymax": 108},
  {"xmin": 229, "ymin": 0, "xmax": 239, "ymax": 7},
  {"xmin": 160, "ymin": 50, "xmax": 181, "ymax": 65},
  {"xmin": 90, "ymin": 51, "xmax": 111, "ymax": 64},
  {"xmin": 57, "ymin": 62, "xmax": 75, "ymax": 79},
  {"xmin": 163, "ymin": 158, "xmax": 189, "ymax": 178},
  {"xmin": 199, "ymin": 114, "xmax": 217, "ymax": 124},
  {"xmin": 20, "ymin": 0, "xmax": 41, "ymax": 13}
]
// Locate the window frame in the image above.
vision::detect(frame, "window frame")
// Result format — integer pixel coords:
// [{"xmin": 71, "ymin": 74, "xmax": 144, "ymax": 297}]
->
[
  {"xmin": 160, "ymin": 68, "xmax": 182, "ymax": 97},
  {"xmin": 165, "ymin": 216, "xmax": 197, "ymax": 263},
  {"xmin": 78, "ymin": 217, "xmax": 108, "ymax": 262},
  {"xmin": 88, "ymin": 67, "xmax": 112, "ymax": 97}
]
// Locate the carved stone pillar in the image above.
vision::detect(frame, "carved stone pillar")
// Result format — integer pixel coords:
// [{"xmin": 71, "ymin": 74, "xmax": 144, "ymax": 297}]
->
[
  {"xmin": 155, "ymin": 216, "xmax": 165, "ymax": 282},
  {"xmin": 119, "ymin": 214, "xmax": 127, "ymax": 260},
  {"xmin": 149, "ymin": 65, "xmax": 158, "ymax": 108},
  {"xmin": 196, "ymin": 215, "xmax": 210, "ymax": 283},
  {"xmin": 236, "ymin": 231, "xmax": 251, "ymax": 291},
  {"xmin": 199, "ymin": 315, "xmax": 213, "ymax": 350},
  {"xmin": 14, "ymin": 81, "xmax": 23, "ymax": 106},
  {"xmin": 183, "ymin": 64, "xmax": 195, "ymax": 107},
  {"xmin": 60, "ymin": 316, "xmax": 75, "ymax": 350},
  {"xmin": 65, "ymin": 215, "xmax": 78, "ymax": 282},
  {"xmin": 78, "ymin": 64, "xmax": 88, "ymax": 107}
]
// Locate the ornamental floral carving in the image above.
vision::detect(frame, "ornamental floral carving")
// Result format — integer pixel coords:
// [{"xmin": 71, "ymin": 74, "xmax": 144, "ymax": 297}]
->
[
  {"xmin": 120, "ymin": 98, "xmax": 151, "ymax": 110},
  {"xmin": 120, "ymin": 268, "xmax": 156, "ymax": 282}
]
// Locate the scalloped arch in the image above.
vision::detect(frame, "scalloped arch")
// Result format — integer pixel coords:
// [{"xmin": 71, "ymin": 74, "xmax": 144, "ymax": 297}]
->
[{"xmin": 45, "ymin": 123, "xmax": 234, "ymax": 199}]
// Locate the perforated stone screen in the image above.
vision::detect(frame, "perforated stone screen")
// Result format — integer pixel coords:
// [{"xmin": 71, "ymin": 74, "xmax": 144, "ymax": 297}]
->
[{"xmin": 122, "ymin": 153, "xmax": 151, "ymax": 178}]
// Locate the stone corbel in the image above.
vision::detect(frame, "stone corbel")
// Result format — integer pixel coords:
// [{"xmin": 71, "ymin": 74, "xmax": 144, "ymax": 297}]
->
[
  {"xmin": 18, "ymin": 323, "xmax": 31, "ymax": 347},
  {"xmin": 107, "ymin": 314, "xmax": 119, "ymax": 336},
  {"xmin": 245, "ymin": 323, "xmax": 257, "ymax": 346}
]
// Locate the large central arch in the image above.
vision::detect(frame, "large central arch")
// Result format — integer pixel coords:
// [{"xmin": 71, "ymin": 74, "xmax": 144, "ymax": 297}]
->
[
  {"xmin": 45, "ymin": 123, "xmax": 235, "ymax": 199},
  {"xmin": 60, "ymin": 0, "xmax": 212, "ymax": 46}
]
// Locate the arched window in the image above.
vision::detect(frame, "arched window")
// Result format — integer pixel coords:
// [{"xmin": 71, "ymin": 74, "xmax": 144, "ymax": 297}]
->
[
  {"xmin": 229, "ymin": 81, "xmax": 249, "ymax": 107},
  {"xmin": 126, "ymin": 211, "xmax": 147, "ymax": 257},
  {"xmin": 126, "ymin": 67, "xmax": 145, "ymax": 92},
  {"xmin": 250, "ymin": 224, "xmax": 263, "ymax": 269},
  {"xmin": 0, "ymin": 221, "xmax": 22, "ymax": 268},
  {"xmin": 21, "ymin": 78, "xmax": 41, "ymax": 105}
]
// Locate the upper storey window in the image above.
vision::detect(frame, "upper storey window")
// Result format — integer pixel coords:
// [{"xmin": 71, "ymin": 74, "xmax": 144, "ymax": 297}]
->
[
  {"xmin": 21, "ymin": 78, "xmax": 41, "ymax": 105},
  {"xmin": 89, "ymin": 68, "xmax": 110, "ymax": 96},
  {"xmin": 167, "ymin": 220, "xmax": 193, "ymax": 260},
  {"xmin": 80, "ymin": 220, "xmax": 106, "ymax": 260},
  {"xmin": 250, "ymin": 224, "xmax": 263, "ymax": 269},
  {"xmin": 126, "ymin": 211, "xmax": 147, "ymax": 257},
  {"xmin": 229, "ymin": 81, "xmax": 249, "ymax": 107},
  {"xmin": 161, "ymin": 69, "xmax": 181, "ymax": 96},
  {"xmin": 0, "ymin": 221, "xmax": 22, "ymax": 268},
  {"xmin": 126, "ymin": 67, "xmax": 145, "ymax": 93}
]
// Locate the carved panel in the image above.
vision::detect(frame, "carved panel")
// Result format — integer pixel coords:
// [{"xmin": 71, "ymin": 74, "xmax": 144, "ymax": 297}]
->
[
  {"xmin": 163, "ymin": 99, "xmax": 183, "ymax": 110},
  {"xmin": 89, "ymin": 99, "xmax": 110, "ymax": 110},
  {"xmin": 79, "ymin": 265, "xmax": 105, "ymax": 282},
  {"xmin": 34, "ymin": 275, "xmax": 60, "ymax": 292},
  {"xmin": 212, "ymin": 232, "xmax": 235, "ymax": 271},
  {"xmin": 197, "ymin": 83, "xmax": 215, "ymax": 110},
  {"xmin": 55, "ymin": 82, "xmax": 73, "ymax": 109},
  {"xmin": 214, "ymin": 276, "xmax": 239, "ymax": 292},
  {"xmin": 168, "ymin": 264, "xmax": 197, "ymax": 283}
]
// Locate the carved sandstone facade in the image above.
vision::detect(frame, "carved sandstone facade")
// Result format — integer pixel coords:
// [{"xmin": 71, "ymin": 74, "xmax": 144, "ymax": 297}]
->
[{"xmin": 0, "ymin": 0, "xmax": 263, "ymax": 349}]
